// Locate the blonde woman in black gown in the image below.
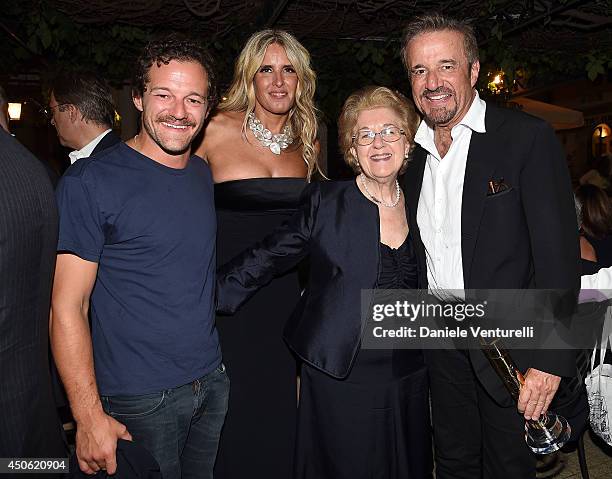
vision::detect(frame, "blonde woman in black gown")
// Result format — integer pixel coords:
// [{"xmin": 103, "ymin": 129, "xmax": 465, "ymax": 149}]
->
[{"xmin": 194, "ymin": 30, "xmax": 320, "ymax": 478}]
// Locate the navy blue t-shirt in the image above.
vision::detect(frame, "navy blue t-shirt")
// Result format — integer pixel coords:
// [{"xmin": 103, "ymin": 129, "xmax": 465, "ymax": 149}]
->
[{"xmin": 56, "ymin": 142, "xmax": 220, "ymax": 396}]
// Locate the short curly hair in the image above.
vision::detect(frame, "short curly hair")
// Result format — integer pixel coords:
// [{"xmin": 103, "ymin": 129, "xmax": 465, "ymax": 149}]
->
[
  {"xmin": 133, "ymin": 33, "xmax": 217, "ymax": 110},
  {"xmin": 338, "ymin": 86, "xmax": 419, "ymax": 175}
]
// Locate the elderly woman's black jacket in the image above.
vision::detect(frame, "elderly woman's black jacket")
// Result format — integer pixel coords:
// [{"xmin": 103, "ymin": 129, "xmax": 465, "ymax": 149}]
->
[{"xmin": 217, "ymin": 179, "xmax": 412, "ymax": 379}]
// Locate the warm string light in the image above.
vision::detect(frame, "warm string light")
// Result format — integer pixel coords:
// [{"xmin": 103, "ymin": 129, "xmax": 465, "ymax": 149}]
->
[
  {"xmin": 487, "ymin": 71, "xmax": 506, "ymax": 95},
  {"xmin": 8, "ymin": 102, "xmax": 22, "ymax": 121},
  {"xmin": 485, "ymin": 68, "xmax": 528, "ymax": 96}
]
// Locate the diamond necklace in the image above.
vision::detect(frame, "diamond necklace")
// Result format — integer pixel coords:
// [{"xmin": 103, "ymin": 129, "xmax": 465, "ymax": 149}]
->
[
  {"xmin": 360, "ymin": 173, "xmax": 401, "ymax": 208},
  {"xmin": 247, "ymin": 112, "xmax": 294, "ymax": 155}
]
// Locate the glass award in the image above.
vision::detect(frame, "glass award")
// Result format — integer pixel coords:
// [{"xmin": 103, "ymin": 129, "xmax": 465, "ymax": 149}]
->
[{"xmin": 480, "ymin": 339, "xmax": 571, "ymax": 454}]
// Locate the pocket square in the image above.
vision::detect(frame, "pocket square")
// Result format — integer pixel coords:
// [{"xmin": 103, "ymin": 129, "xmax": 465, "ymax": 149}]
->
[{"xmin": 487, "ymin": 178, "xmax": 510, "ymax": 196}]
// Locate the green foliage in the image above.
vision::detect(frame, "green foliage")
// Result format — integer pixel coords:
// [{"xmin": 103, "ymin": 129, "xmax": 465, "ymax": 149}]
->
[
  {"xmin": 586, "ymin": 52, "xmax": 612, "ymax": 82},
  {"xmin": 477, "ymin": 36, "xmax": 611, "ymax": 99},
  {"xmin": 1, "ymin": 1, "xmax": 610, "ymax": 121},
  {"xmin": 309, "ymin": 38, "xmax": 408, "ymax": 122},
  {"xmin": 0, "ymin": 1, "xmax": 151, "ymax": 86}
]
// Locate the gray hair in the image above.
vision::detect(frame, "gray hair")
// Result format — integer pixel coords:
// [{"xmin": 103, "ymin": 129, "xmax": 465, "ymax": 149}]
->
[
  {"xmin": 51, "ymin": 71, "xmax": 115, "ymax": 127},
  {"xmin": 401, "ymin": 14, "xmax": 479, "ymax": 73}
]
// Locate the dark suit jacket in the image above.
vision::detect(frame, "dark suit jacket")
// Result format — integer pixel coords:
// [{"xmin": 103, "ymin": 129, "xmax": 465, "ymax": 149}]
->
[
  {"xmin": 91, "ymin": 130, "xmax": 121, "ymax": 156},
  {"xmin": 401, "ymin": 103, "xmax": 580, "ymax": 405},
  {"xmin": 0, "ymin": 129, "xmax": 66, "ymax": 458},
  {"xmin": 217, "ymin": 180, "xmax": 390, "ymax": 379}
]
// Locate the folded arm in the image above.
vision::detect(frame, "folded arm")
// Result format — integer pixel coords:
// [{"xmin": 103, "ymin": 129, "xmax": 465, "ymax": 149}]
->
[{"xmin": 217, "ymin": 182, "xmax": 321, "ymax": 314}]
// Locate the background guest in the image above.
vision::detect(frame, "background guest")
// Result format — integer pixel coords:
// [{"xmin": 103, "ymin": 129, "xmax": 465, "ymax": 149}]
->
[
  {"xmin": 194, "ymin": 29, "xmax": 320, "ymax": 478},
  {"xmin": 48, "ymin": 71, "xmax": 120, "ymax": 165},
  {"xmin": 579, "ymin": 155, "xmax": 610, "ymax": 191},
  {"xmin": 575, "ymin": 192, "xmax": 599, "ymax": 276},
  {"xmin": 0, "ymin": 85, "xmax": 10, "ymax": 132},
  {"xmin": 575, "ymin": 184, "xmax": 612, "ymax": 268},
  {"xmin": 0, "ymin": 129, "xmax": 66, "ymax": 465},
  {"xmin": 217, "ymin": 86, "xmax": 431, "ymax": 479}
]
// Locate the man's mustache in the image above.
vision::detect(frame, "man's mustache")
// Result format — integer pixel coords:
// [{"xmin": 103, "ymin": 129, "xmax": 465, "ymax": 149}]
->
[
  {"xmin": 157, "ymin": 115, "xmax": 196, "ymax": 127},
  {"xmin": 422, "ymin": 87, "xmax": 453, "ymax": 98}
]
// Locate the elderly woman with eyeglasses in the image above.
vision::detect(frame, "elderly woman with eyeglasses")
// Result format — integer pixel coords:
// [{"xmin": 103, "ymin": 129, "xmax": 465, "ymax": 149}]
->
[{"xmin": 217, "ymin": 86, "xmax": 431, "ymax": 478}]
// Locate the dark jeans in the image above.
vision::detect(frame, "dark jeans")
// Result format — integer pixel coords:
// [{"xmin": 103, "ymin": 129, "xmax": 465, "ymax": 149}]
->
[{"xmin": 101, "ymin": 364, "xmax": 229, "ymax": 479}]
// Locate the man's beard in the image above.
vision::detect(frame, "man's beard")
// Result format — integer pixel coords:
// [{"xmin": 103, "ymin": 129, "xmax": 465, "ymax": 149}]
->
[
  {"xmin": 421, "ymin": 87, "xmax": 457, "ymax": 126},
  {"xmin": 424, "ymin": 104, "xmax": 457, "ymax": 126}
]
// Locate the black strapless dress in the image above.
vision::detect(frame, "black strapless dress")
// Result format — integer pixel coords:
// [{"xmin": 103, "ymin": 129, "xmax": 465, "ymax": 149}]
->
[{"xmin": 214, "ymin": 178, "xmax": 307, "ymax": 479}]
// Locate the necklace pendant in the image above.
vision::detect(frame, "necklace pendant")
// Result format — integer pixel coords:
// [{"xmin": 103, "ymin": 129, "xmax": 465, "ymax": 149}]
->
[{"xmin": 247, "ymin": 112, "xmax": 294, "ymax": 155}]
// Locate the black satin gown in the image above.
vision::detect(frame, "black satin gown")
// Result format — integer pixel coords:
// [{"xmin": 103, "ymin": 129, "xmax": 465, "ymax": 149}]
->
[
  {"xmin": 294, "ymin": 236, "xmax": 432, "ymax": 479},
  {"xmin": 214, "ymin": 178, "xmax": 306, "ymax": 479}
]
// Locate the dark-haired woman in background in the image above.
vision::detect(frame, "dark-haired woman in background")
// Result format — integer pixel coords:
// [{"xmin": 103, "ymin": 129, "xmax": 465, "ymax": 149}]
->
[{"xmin": 575, "ymin": 184, "xmax": 612, "ymax": 268}]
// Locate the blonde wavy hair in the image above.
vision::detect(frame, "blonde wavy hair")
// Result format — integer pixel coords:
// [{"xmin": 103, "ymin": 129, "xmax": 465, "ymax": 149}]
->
[{"xmin": 220, "ymin": 30, "xmax": 321, "ymax": 179}]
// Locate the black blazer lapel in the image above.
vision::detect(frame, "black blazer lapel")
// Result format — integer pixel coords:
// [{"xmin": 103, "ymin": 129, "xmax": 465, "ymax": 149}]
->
[
  {"xmin": 403, "ymin": 146, "xmax": 426, "ymax": 212},
  {"xmin": 402, "ymin": 147, "xmax": 427, "ymax": 287},
  {"xmin": 461, "ymin": 107, "xmax": 505, "ymax": 287}
]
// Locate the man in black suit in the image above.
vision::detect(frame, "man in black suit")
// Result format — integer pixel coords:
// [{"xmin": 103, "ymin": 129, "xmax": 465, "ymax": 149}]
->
[
  {"xmin": 48, "ymin": 71, "xmax": 120, "ymax": 165},
  {"xmin": 401, "ymin": 14, "xmax": 580, "ymax": 478},
  {"xmin": 0, "ymin": 129, "xmax": 66, "ymax": 463}
]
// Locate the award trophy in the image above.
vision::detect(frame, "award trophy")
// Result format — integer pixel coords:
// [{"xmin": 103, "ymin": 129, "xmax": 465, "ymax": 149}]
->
[{"xmin": 480, "ymin": 339, "xmax": 571, "ymax": 454}]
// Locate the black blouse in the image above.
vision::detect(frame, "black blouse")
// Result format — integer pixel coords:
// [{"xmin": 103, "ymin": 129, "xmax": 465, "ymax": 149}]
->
[
  {"xmin": 378, "ymin": 235, "xmax": 418, "ymax": 290},
  {"xmin": 348, "ymin": 235, "xmax": 423, "ymax": 382}
]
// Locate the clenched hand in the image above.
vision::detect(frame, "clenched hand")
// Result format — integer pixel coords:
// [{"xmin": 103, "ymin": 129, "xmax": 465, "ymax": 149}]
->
[
  {"xmin": 517, "ymin": 368, "xmax": 561, "ymax": 421},
  {"xmin": 76, "ymin": 411, "xmax": 132, "ymax": 475}
]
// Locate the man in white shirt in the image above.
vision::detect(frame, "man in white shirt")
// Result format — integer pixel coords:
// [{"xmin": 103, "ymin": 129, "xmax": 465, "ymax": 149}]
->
[
  {"xmin": 48, "ymin": 72, "xmax": 120, "ymax": 165},
  {"xmin": 401, "ymin": 14, "xmax": 580, "ymax": 479}
]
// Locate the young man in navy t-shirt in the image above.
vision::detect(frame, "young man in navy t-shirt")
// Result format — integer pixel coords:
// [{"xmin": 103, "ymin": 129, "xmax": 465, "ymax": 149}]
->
[{"xmin": 51, "ymin": 35, "xmax": 228, "ymax": 479}]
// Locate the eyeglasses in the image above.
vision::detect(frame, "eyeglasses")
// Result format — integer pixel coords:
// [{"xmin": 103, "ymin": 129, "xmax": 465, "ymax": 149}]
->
[
  {"xmin": 41, "ymin": 103, "xmax": 70, "ymax": 121},
  {"xmin": 352, "ymin": 126, "xmax": 405, "ymax": 146}
]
